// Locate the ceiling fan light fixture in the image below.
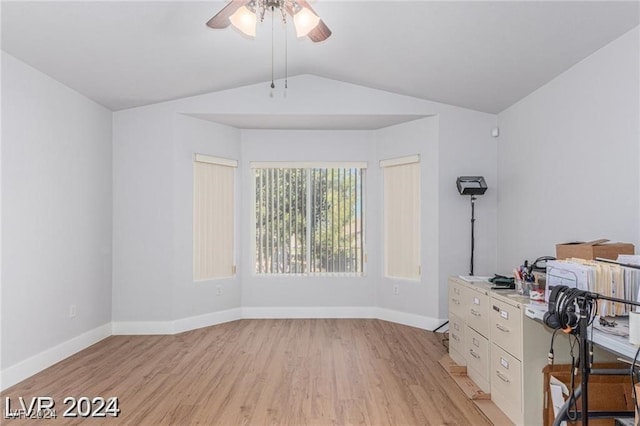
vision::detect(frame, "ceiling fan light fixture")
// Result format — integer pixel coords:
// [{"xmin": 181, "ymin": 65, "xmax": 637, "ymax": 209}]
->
[
  {"xmin": 293, "ymin": 6, "xmax": 320, "ymax": 37},
  {"xmin": 229, "ymin": 5, "xmax": 257, "ymax": 37},
  {"xmin": 207, "ymin": 0, "xmax": 331, "ymax": 42}
]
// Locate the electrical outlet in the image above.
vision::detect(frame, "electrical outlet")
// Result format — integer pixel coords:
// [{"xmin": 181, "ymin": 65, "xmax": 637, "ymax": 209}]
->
[
  {"xmin": 69, "ymin": 304, "xmax": 77, "ymax": 318},
  {"xmin": 393, "ymin": 285, "xmax": 399, "ymax": 295},
  {"xmin": 216, "ymin": 285, "xmax": 222, "ymax": 296}
]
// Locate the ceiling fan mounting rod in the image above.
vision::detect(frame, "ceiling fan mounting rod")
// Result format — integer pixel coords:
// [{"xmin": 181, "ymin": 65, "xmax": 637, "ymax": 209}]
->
[{"xmin": 257, "ymin": 0, "xmax": 298, "ymax": 23}]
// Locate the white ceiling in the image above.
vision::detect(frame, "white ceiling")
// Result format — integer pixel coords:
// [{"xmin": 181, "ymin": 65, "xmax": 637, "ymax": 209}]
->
[{"xmin": 2, "ymin": 1, "xmax": 638, "ymax": 114}]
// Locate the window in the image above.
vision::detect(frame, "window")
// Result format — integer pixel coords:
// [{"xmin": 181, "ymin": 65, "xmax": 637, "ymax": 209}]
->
[
  {"xmin": 381, "ymin": 155, "xmax": 420, "ymax": 280},
  {"xmin": 252, "ymin": 163, "xmax": 366, "ymax": 276},
  {"xmin": 193, "ymin": 154, "xmax": 237, "ymax": 280}
]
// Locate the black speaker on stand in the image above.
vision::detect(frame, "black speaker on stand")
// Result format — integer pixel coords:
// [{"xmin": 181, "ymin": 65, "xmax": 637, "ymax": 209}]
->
[
  {"xmin": 432, "ymin": 176, "xmax": 488, "ymax": 334},
  {"xmin": 456, "ymin": 176, "xmax": 488, "ymax": 276}
]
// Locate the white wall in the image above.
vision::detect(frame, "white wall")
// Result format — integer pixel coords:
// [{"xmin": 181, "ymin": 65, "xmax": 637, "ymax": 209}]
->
[
  {"xmin": 497, "ymin": 27, "xmax": 640, "ymax": 272},
  {"xmin": 375, "ymin": 114, "xmax": 498, "ymax": 323},
  {"xmin": 438, "ymin": 109, "xmax": 498, "ymax": 316},
  {"xmin": 376, "ymin": 117, "xmax": 440, "ymax": 319},
  {"xmin": 1, "ymin": 53, "xmax": 112, "ymax": 382},
  {"xmin": 111, "ymin": 75, "xmax": 499, "ymax": 327},
  {"xmin": 171, "ymin": 115, "xmax": 241, "ymax": 320},
  {"xmin": 112, "ymin": 108, "xmax": 175, "ymax": 323},
  {"xmin": 112, "ymin": 111, "xmax": 243, "ymax": 326}
]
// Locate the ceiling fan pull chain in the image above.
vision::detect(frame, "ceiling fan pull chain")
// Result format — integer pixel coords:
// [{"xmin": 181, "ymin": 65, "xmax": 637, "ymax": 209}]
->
[
  {"xmin": 284, "ymin": 15, "xmax": 288, "ymax": 93},
  {"xmin": 270, "ymin": 7, "xmax": 276, "ymax": 92},
  {"xmin": 279, "ymin": 2, "xmax": 288, "ymax": 95}
]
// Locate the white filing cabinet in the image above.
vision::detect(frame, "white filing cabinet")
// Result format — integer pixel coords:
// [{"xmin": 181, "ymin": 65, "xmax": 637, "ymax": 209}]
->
[
  {"xmin": 448, "ymin": 277, "xmax": 491, "ymax": 392},
  {"xmin": 490, "ymin": 293, "xmax": 526, "ymax": 424},
  {"xmin": 448, "ymin": 279, "xmax": 466, "ymax": 366},
  {"xmin": 448, "ymin": 277, "xmax": 580, "ymax": 426}
]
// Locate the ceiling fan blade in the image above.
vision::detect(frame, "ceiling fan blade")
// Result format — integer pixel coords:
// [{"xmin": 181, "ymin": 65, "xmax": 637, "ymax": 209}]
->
[
  {"xmin": 294, "ymin": 0, "xmax": 331, "ymax": 42},
  {"xmin": 285, "ymin": 0, "xmax": 331, "ymax": 43},
  {"xmin": 206, "ymin": 0, "xmax": 247, "ymax": 29},
  {"xmin": 307, "ymin": 19, "xmax": 331, "ymax": 42}
]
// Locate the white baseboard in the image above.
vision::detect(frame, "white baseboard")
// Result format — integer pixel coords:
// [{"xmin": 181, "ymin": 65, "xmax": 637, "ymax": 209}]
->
[
  {"xmin": 112, "ymin": 308, "xmax": 242, "ymax": 335},
  {"xmin": 241, "ymin": 306, "xmax": 375, "ymax": 319},
  {"xmin": 241, "ymin": 306, "xmax": 442, "ymax": 331},
  {"xmin": 173, "ymin": 308, "xmax": 242, "ymax": 334},
  {"xmin": 0, "ymin": 323, "xmax": 111, "ymax": 391},
  {"xmin": 375, "ymin": 308, "xmax": 445, "ymax": 331}
]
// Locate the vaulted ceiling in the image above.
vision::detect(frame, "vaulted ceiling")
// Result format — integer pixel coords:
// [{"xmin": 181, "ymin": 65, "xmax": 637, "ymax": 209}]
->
[{"xmin": 2, "ymin": 1, "xmax": 638, "ymax": 113}]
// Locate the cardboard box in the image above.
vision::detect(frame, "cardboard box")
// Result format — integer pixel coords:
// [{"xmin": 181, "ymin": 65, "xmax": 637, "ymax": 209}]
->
[
  {"xmin": 544, "ymin": 363, "xmax": 634, "ymax": 426},
  {"xmin": 556, "ymin": 239, "xmax": 635, "ymax": 261}
]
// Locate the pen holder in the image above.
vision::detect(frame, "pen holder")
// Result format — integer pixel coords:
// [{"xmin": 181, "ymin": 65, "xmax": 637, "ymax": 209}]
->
[{"xmin": 515, "ymin": 279, "xmax": 530, "ymax": 296}]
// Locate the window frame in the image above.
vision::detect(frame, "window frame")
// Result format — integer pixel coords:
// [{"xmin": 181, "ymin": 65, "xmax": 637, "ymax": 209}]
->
[{"xmin": 250, "ymin": 161, "xmax": 367, "ymax": 278}]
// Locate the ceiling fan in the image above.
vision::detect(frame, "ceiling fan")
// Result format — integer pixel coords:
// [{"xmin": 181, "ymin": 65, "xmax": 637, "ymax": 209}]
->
[{"xmin": 206, "ymin": 0, "xmax": 331, "ymax": 42}]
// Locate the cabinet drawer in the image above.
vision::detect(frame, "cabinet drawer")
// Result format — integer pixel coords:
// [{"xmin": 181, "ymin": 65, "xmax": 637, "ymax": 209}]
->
[
  {"xmin": 490, "ymin": 297, "xmax": 523, "ymax": 359},
  {"xmin": 449, "ymin": 347, "xmax": 466, "ymax": 367},
  {"xmin": 491, "ymin": 344, "xmax": 523, "ymax": 425},
  {"xmin": 465, "ymin": 326, "xmax": 490, "ymax": 392},
  {"xmin": 449, "ymin": 313, "xmax": 466, "ymax": 362},
  {"xmin": 449, "ymin": 281, "xmax": 465, "ymax": 318},
  {"xmin": 464, "ymin": 287, "xmax": 490, "ymax": 337}
]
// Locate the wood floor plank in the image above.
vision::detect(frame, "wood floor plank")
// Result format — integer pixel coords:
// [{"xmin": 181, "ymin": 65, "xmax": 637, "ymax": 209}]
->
[{"xmin": 1, "ymin": 319, "xmax": 491, "ymax": 425}]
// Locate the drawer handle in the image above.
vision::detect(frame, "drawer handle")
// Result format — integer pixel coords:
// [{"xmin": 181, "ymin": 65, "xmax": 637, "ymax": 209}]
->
[
  {"xmin": 472, "ymin": 337, "xmax": 479, "ymax": 347},
  {"xmin": 496, "ymin": 371, "xmax": 510, "ymax": 383},
  {"xmin": 453, "ymin": 323, "xmax": 460, "ymax": 331},
  {"xmin": 451, "ymin": 333, "xmax": 460, "ymax": 342},
  {"xmin": 469, "ymin": 349, "xmax": 480, "ymax": 359},
  {"xmin": 470, "ymin": 309, "xmax": 481, "ymax": 317},
  {"xmin": 496, "ymin": 323, "xmax": 510, "ymax": 333},
  {"xmin": 452, "ymin": 298, "xmax": 460, "ymax": 305},
  {"xmin": 454, "ymin": 288, "xmax": 460, "ymax": 295}
]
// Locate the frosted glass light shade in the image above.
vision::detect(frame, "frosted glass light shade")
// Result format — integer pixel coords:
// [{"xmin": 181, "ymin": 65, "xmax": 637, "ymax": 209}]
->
[
  {"xmin": 230, "ymin": 6, "xmax": 257, "ymax": 37},
  {"xmin": 293, "ymin": 7, "xmax": 320, "ymax": 37}
]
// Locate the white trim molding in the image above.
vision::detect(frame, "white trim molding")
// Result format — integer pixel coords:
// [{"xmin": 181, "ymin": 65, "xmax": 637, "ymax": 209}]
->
[
  {"xmin": 250, "ymin": 161, "xmax": 368, "ymax": 169},
  {"xmin": 241, "ymin": 306, "xmax": 375, "ymax": 319},
  {"xmin": 374, "ymin": 308, "xmax": 444, "ymax": 331},
  {"xmin": 0, "ymin": 323, "xmax": 112, "ymax": 391},
  {"xmin": 173, "ymin": 308, "xmax": 242, "ymax": 334},
  {"xmin": 194, "ymin": 154, "xmax": 238, "ymax": 168},
  {"xmin": 379, "ymin": 154, "xmax": 420, "ymax": 168},
  {"xmin": 111, "ymin": 308, "xmax": 242, "ymax": 335}
]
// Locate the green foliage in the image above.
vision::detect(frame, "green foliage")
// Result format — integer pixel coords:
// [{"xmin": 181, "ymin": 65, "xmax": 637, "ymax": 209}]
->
[{"xmin": 255, "ymin": 167, "xmax": 363, "ymax": 274}]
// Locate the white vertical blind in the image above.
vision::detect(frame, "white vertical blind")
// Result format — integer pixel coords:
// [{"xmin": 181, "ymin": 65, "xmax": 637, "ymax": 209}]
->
[
  {"xmin": 193, "ymin": 158, "xmax": 236, "ymax": 281},
  {"xmin": 382, "ymin": 160, "xmax": 420, "ymax": 280}
]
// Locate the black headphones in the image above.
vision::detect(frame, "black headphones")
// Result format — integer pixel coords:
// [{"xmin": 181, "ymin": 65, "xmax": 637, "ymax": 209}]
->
[{"xmin": 543, "ymin": 285, "xmax": 579, "ymax": 331}]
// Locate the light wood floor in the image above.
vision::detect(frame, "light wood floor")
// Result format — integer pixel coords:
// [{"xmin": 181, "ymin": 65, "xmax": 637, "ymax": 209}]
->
[{"xmin": 1, "ymin": 319, "xmax": 491, "ymax": 425}]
